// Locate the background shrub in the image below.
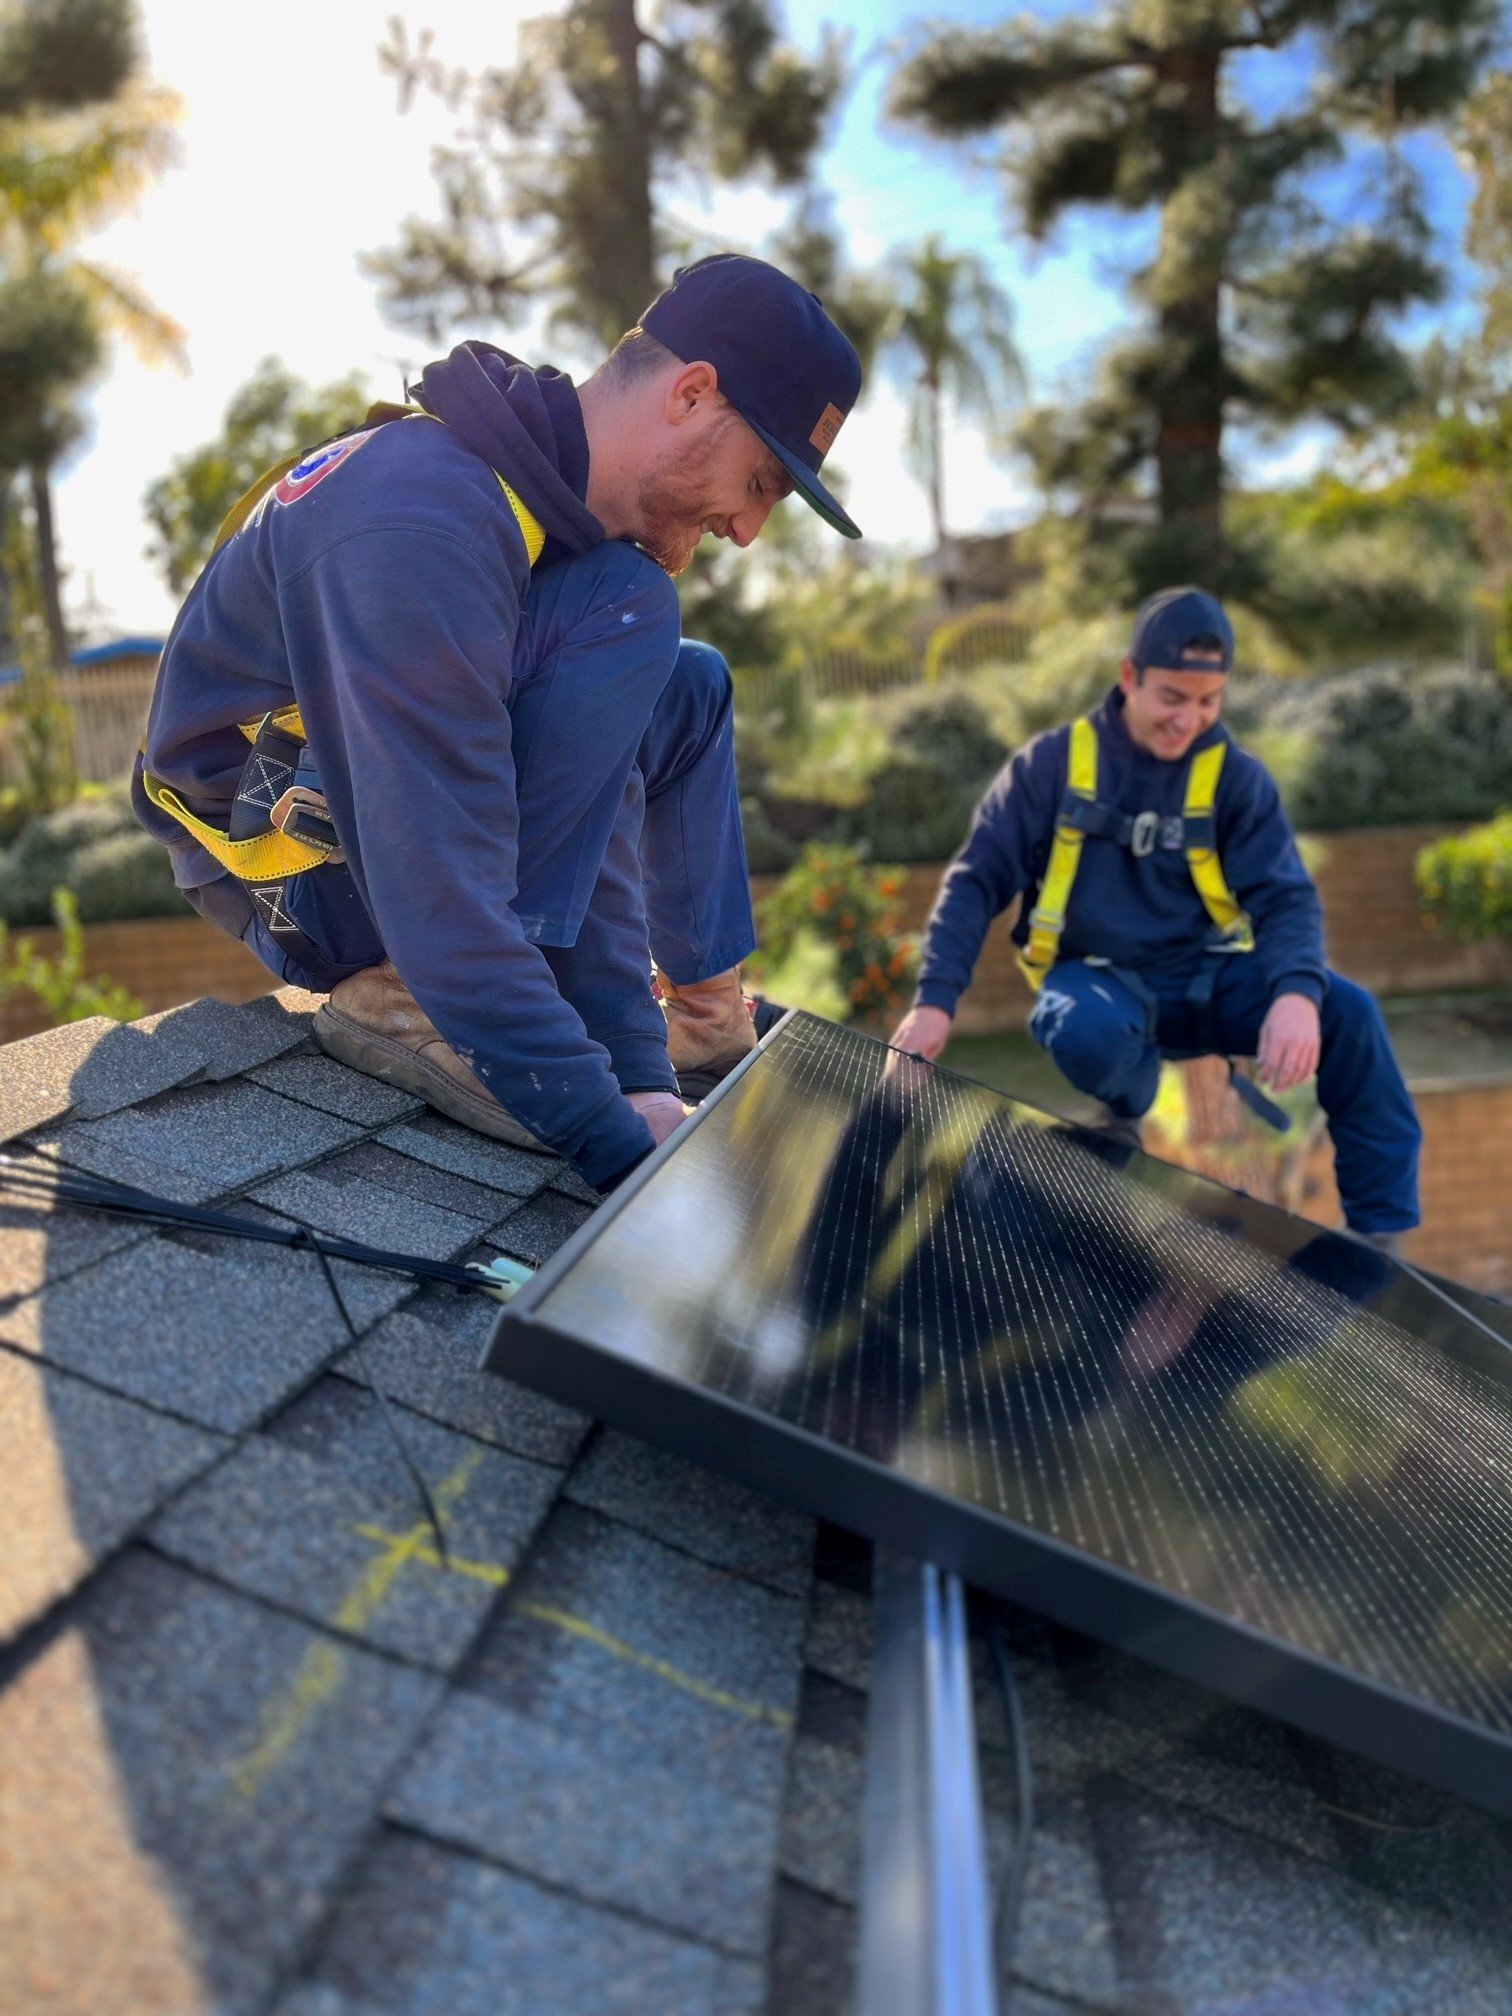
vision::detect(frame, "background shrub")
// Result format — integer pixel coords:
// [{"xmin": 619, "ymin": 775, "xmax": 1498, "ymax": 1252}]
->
[
  {"xmin": 845, "ymin": 688, "xmax": 1009, "ymax": 862},
  {"xmin": 1232, "ymin": 663, "xmax": 1512, "ymax": 830},
  {"xmin": 1416, "ymin": 812, "xmax": 1512, "ymax": 941},
  {"xmin": 0, "ymin": 784, "xmax": 184, "ymax": 925},
  {"xmin": 749, "ymin": 842, "xmax": 918, "ymax": 1022}
]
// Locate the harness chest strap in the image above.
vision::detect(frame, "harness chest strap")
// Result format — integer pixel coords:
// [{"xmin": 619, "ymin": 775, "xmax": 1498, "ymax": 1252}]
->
[
  {"xmin": 144, "ymin": 409, "xmax": 546, "ymax": 883},
  {"xmin": 1016, "ymin": 717, "xmax": 1254, "ymax": 992}
]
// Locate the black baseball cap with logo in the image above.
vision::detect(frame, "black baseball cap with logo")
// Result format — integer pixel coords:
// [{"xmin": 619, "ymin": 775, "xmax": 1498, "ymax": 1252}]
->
[{"xmin": 639, "ymin": 253, "xmax": 864, "ymax": 539}]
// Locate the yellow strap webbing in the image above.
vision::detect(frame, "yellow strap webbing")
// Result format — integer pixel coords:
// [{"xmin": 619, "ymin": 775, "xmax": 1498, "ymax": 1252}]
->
[
  {"xmin": 149, "ymin": 410, "xmax": 547, "ymax": 882},
  {"xmin": 1184, "ymin": 742, "xmax": 1254, "ymax": 949},
  {"xmin": 139, "ymin": 770, "xmax": 333, "ymax": 881},
  {"xmin": 1018, "ymin": 716, "xmax": 1098, "ymax": 992},
  {"xmin": 239, "ymin": 704, "xmax": 305, "ymax": 745},
  {"xmin": 405, "ymin": 409, "xmax": 546, "ymax": 564}
]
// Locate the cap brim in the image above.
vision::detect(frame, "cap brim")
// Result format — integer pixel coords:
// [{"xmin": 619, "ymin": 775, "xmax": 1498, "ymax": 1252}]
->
[{"xmin": 745, "ymin": 416, "xmax": 862, "ymax": 540}]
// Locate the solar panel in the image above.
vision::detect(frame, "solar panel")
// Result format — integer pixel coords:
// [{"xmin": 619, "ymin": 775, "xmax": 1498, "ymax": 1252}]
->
[{"xmin": 485, "ymin": 1011, "xmax": 1512, "ymax": 1811}]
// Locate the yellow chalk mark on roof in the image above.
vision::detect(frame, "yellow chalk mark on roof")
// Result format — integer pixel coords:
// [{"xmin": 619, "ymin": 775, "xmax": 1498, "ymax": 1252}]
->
[
  {"xmin": 230, "ymin": 1433, "xmax": 790, "ymax": 1804},
  {"xmin": 512, "ymin": 1599, "xmax": 793, "ymax": 1729},
  {"xmin": 351, "ymin": 1522, "xmax": 793, "ymax": 1728},
  {"xmin": 227, "ymin": 1444, "xmax": 487, "ymax": 1802}
]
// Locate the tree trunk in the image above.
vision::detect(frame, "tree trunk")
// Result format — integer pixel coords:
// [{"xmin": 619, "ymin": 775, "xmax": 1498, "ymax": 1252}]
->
[
  {"xmin": 0, "ymin": 483, "xmax": 13, "ymax": 667},
  {"xmin": 925, "ymin": 371, "xmax": 949, "ymax": 595},
  {"xmin": 597, "ymin": 0, "xmax": 658, "ymax": 338},
  {"xmin": 29, "ymin": 459, "xmax": 69, "ymax": 670},
  {"xmin": 1151, "ymin": 50, "xmax": 1225, "ymax": 584}
]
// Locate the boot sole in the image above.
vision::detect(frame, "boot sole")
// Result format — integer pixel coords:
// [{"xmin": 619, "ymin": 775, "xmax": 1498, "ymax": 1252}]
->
[{"xmin": 312, "ymin": 1003, "xmax": 549, "ymax": 1154}]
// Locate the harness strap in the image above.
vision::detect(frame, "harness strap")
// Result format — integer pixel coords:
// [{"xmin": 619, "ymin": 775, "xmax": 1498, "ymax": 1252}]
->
[
  {"xmin": 1018, "ymin": 717, "xmax": 1097, "ymax": 992},
  {"xmin": 1183, "ymin": 743, "xmax": 1254, "ymax": 951},
  {"xmin": 147, "ymin": 408, "xmax": 547, "ymax": 884},
  {"xmin": 1018, "ymin": 718, "xmax": 1256, "ymax": 992},
  {"xmin": 139, "ymin": 770, "xmax": 335, "ymax": 882}
]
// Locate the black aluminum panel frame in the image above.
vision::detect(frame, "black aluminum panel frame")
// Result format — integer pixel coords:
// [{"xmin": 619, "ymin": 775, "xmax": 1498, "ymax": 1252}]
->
[{"xmin": 485, "ymin": 1012, "xmax": 1512, "ymax": 1815}]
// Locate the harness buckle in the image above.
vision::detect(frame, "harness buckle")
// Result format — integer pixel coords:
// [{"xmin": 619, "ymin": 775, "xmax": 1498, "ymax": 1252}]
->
[
  {"xmin": 270, "ymin": 787, "xmax": 345, "ymax": 866},
  {"xmin": 1129, "ymin": 810, "xmax": 1160, "ymax": 858}
]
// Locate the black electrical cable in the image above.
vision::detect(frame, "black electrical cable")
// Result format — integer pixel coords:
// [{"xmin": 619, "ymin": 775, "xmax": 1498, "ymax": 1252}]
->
[
  {"xmin": 987, "ymin": 1616, "xmax": 1035, "ymax": 2016},
  {"xmin": 0, "ymin": 1152, "xmax": 523, "ymax": 1566},
  {"xmin": 292, "ymin": 1228, "xmax": 450, "ymax": 1568},
  {"xmin": 0, "ymin": 1154, "xmax": 505, "ymax": 1295}
]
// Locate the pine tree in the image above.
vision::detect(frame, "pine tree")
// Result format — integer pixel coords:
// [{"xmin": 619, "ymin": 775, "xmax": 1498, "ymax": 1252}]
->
[
  {"xmin": 892, "ymin": 0, "xmax": 1499, "ymax": 598},
  {"xmin": 367, "ymin": 0, "xmax": 845, "ymax": 353}
]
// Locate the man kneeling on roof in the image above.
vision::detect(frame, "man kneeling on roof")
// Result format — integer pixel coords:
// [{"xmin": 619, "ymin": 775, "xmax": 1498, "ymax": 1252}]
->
[
  {"xmin": 888, "ymin": 588, "xmax": 1423, "ymax": 1254},
  {"xmin": 134, "ymin": 255, "xmax": 862, "ymax": 1194}
]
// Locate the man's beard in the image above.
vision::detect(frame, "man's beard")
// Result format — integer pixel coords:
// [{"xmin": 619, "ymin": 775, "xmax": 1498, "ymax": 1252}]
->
[{"xmin": 633, "ymin": 417, "xmax": 737, "ymax": 576}]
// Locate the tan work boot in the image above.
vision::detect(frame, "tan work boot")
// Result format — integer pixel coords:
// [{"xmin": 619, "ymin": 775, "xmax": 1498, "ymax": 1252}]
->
[
  {"xmin": 655, "ymin": 965, "xmax": 757, "ymax": 1099},
  {"xmin": 313, "ymin": 961, "xmax": 548, "ymax": 1152}
]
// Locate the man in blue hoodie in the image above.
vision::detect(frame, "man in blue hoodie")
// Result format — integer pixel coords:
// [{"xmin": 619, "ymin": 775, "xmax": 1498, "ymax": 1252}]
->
[
  {"xmin": 135, "ymin": 255, "xmax": 862, "ymax": 1194},
  {"xmin": 889, "ymin": 589, "xmax": 1422, "ymax": 1247}
]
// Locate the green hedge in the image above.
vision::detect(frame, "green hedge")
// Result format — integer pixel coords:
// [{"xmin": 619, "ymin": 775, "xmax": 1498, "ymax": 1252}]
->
[
  {"xmin": 1416, "ymin": 812, "xmax": 1512, "ymax": 942},
  {"xmin": 0, "ymin": 785, "xmax": 185, "ymax": 927},
  {"xmin": 843, "ymin": 689, "xmax": 1008, "ymax": 863},
  {"xmin": 1227, "ymin": 663, "xmax": 1512, "ymax": 831}
]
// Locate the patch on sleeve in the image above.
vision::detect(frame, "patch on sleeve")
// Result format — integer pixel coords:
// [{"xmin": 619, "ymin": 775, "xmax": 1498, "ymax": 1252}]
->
[{"xmin": 270, "ymin": 429, "xmax": 377, "ymax": 508}]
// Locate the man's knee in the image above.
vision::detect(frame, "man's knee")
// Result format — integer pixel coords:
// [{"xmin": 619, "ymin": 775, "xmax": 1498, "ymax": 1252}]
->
[
  {"xmin": 665, "ymin": 638, "xmax": 733, "ymax": 718},
  {"xmin": 1029, "ymin": 970, "xmax": 1146, "ymax": 1084},
  {"xmin": 1320, "ymin": 971, "xmax": 1384, "ymax": 1040},
  {"xmin": 643, "ymin": 639, "xmax": 736, "ymax": 791}
]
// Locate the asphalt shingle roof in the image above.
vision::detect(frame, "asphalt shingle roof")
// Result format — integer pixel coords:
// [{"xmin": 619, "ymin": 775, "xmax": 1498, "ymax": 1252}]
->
[{"xmin": 2, "ymin": 992, "xmax": 1510, "ymax": 2015}]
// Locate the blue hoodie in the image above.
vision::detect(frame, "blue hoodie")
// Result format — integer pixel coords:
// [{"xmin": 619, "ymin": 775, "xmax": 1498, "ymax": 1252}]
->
[
  {"xmin": 133, "ymin": 344, "xmax": 681, "ymax": 1190},
  {"xmin": 915, "ymin": 686, "xmax": 1327, "ymax": 1017}
]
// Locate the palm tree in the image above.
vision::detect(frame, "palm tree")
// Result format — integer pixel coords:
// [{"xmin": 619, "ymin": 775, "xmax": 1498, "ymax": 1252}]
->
[
  {"xmin": 880, "ymin": 237, "xmax": 1025, "ymax": 592},
  {"xmin": 1, "ymin": 74, "xmax": 184, "ymax": 663}
]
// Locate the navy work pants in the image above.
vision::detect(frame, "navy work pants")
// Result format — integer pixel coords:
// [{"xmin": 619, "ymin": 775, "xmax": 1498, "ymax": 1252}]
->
[
  {"xmin": 189, "ymin": 547, "xmax": 756, "ymax": 1097},
  {"xmin": 1027, "ymin": 956, "xmax": 1422, "ymax": 1234}
]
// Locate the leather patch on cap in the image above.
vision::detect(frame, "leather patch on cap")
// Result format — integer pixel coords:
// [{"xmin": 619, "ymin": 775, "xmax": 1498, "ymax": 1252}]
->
[{"xmin": 809, "ymin": 402, "xmax": 845, "ymax": 454}]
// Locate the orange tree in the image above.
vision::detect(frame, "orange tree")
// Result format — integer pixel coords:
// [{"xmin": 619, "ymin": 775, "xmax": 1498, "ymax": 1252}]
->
[{"xmin": 751, "ymin": 842, "xmax": 917, "ymax": 1022}]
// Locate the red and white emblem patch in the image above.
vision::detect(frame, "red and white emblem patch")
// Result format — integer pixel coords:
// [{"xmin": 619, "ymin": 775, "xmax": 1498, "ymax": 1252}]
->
[{"xmin": 271, "ymin": 429, "xmax": 376, "ymax": 507}]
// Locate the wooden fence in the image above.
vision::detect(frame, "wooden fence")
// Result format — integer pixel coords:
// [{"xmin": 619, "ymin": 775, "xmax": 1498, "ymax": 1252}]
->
[
  {"xmin": 12, "ymin": 604, "xmax": 1032, "ymax": 767},
  {"xmin": 0, "ymin": 653, "xmax": 160, "ymax": 788},
  {"xmin": 733, "ymin": 603, "xmax": 1032, "ymax": 716}
]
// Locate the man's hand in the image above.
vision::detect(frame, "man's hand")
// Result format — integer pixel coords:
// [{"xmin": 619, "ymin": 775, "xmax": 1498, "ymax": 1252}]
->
[
  {"xmin": 627, "ymin": 1090, "xmax": 690, "ymax": 1146},
  {"xmin": 889, "ymin": 1004, "xmax": 953, "ymax": 1062},
  {"xmin": 1256, "ymin": 992, "xmax": 1321, "ymax": 1093}
]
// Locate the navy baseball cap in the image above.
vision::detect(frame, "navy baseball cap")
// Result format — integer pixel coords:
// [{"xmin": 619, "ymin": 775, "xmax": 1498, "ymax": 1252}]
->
[
  {"xmin": 640, "ymin": 253, "xmax": 863, "ymax": 539},
  {"xmin": 1129, "ymin": 587, "xmax": 1235, "ymax": 672}
]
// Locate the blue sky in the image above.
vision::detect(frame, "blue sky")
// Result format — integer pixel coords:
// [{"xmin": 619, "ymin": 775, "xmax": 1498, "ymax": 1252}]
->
[{"xmin": 56, "ymin": 0, "xmax": 1486, "ymax": 635}]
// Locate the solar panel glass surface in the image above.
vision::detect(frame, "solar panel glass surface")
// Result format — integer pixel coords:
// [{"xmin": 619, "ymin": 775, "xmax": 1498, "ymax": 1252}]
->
[{"xmin": 488, "ymin": 1013, "xmax": 1512, "ymax": 1807}]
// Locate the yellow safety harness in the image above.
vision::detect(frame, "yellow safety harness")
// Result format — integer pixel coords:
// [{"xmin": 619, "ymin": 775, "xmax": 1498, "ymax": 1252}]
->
[
  {"xmin": 140, "ymin": 407, "xmax": 546, "ymax": 886},
  {"xmin": 1017, "ymin": 716, "xmax": 1254, "ymax": 992}
]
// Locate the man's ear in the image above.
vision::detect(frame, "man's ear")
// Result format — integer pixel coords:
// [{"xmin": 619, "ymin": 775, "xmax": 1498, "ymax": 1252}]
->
[
  {"xmin": 1118, "ymin": 655, "xmax": 1139, "ymax": 696},
  {"xmin": 664, "ymin": 359, "xmax": 720, "ymax": 426}
]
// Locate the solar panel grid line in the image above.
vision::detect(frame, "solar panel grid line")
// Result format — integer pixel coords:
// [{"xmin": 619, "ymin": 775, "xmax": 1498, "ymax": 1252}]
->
[
  {"xmin": 794, "ymin": 1024, "xmax": 1512, "ymax": 1717},
  {"xmin": 975, "ymin": 1080, "xmax": 1507, "ymax": 1693},
  {"xmin": 487, "ymin": 1012, "xmax": 1512, "ymax": 1808},
  {"xmin": 908, "ymin": 1031, "xmax": 1504, "ymax": 1710}
]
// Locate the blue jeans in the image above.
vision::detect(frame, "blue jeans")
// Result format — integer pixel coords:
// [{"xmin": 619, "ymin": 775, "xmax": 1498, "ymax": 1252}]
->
[
  {"xmin": 188, "ymin": 553, "xmax": 756, "ymax": 1098},
  {"xmin": 1027, "ymin": 957, "xmax": 1422, "ymax": 1234}
]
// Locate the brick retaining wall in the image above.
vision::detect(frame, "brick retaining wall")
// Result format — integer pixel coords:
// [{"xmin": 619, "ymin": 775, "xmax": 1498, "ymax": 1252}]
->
[
  {"xmin": 0, "ymin": 914, "xmax": 273, "ymax": 1044},
  {"xmin": 754, "ymin": 822, "xmax": 1512, "ymax": 1036},
  {"xmin": 1151, "ymin": 1059, "xmax": 1510, "ymax": 1295},
  {"xmin": 2, "ymin": 824, "xmax": 1506, "ymax": 1291}
]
